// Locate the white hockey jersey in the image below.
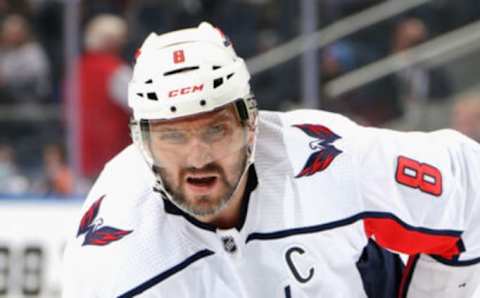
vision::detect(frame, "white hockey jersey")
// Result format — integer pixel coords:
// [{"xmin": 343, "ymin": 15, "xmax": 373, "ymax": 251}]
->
[{"xmin": 62, "ymin": 110, "xmax": 480, "ymax": 298}]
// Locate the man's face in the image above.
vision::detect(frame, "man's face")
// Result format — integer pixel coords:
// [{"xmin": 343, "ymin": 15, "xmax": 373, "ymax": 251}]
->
[
  {"xmin": 147, "ymin": 106, "xmax": 250, "ymax": 217},
  {"xmin": 452, "ymin": 105, "xmax": 480, "ymax": 142}
]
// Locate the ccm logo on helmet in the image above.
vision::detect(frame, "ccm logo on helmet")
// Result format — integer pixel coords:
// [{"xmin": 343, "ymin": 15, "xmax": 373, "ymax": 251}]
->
[{"xmin": 168, "ymin": 84, "xmax": 204, "ymax": 98}]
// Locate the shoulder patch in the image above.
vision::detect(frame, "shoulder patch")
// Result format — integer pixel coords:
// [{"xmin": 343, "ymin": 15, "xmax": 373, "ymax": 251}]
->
[
  {"xmin": 293, "ymin": 124, "xmax": 342, "ymax": 177},
  {"xmin": 77, "ymin": 195, "xmax": 133, "ymax": 246}
]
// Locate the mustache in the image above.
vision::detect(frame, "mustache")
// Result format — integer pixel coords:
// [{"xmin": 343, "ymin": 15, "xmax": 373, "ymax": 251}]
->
[{"xmin": 181, "ymin": 163, "xmax": 225, "ymax": 176}]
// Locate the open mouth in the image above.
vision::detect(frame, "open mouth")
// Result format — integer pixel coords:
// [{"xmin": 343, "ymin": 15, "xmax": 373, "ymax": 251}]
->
[{"xmin": 186, "ymin": 176, "xmax": 218, "ymax": 187}]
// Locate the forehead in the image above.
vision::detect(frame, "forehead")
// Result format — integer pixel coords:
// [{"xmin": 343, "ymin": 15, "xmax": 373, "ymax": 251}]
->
[{"xmin": 149, "ymin": 105, "xmax": 238, "ymax": 129}]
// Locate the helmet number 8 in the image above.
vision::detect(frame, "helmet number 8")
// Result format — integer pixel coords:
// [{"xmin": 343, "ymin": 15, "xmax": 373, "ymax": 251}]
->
[{"xmin": 173, "ymin": 50, "xmax": 185, "ymax": 64}]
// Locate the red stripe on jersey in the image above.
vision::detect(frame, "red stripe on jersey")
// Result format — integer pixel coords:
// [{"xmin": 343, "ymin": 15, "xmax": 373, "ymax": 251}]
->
[
  {"xmin": 364, "ymin": 218, "xmax": 462, "ymax": 259},
  {"xmin": 397, "ymin": 255, "xmax": 419, "ymax": 298}
]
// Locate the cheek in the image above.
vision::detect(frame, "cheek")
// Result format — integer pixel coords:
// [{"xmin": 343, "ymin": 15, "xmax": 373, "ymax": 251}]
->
[
  {"xmin": 221, "ymin": 149, "xmax": 247, "ymax": 177},
  {"xmin": 149, "ymin": 142, "xmax": 182, "ymax": 167},
  {"xmin": 148, "ymin": 140, "xmax": 162, "ymax": 162},
  {"xmin": 159, "ymin": 163, "xmax": 182, "ymax": 186}
]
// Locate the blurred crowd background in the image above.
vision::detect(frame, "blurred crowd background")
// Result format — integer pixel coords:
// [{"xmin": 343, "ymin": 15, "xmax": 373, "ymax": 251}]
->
[{"xmin": 1, "ymin": 0, "xmax": 480, "ymax": 197}]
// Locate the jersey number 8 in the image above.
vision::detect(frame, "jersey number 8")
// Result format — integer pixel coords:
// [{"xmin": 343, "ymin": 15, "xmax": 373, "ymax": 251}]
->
[{"xmin": 395, "ymin": 156, "xmax": 443, "ymax": 196}]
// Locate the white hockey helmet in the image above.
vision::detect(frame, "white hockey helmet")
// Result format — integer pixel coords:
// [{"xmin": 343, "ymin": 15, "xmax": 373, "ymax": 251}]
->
[
  {"xmin": 128, "ymin": 22, "xmax": 256, "ymax": 121},
  {"xmin": 128, "ymin": 22, "xmax": 257, "ymax": 203}
]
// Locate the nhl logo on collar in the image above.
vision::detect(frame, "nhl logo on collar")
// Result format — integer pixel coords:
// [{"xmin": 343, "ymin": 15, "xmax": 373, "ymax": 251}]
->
[
  {"xmin": 221, "ymin": 236, "xmax": 237, "ymax": 254},
  {"xmin": 293, "ymin": 124, "xmax": 342, "ymax": 178}
]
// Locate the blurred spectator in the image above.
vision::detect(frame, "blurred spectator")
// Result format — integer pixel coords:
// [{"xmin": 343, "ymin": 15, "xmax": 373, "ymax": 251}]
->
[
  {"xmin": 0, "ymin": 13, "xmax": 51, "ymax": 104},
  {"xmin": 391, "ymin": 17, "xmax": 429, "ymax": 103},
  {"xmin": 405, "ymin": 0, "xmax": 480, "ymax": 38},
  {"xmin": 321, "ymin": 41, "xmax": 357, "ymax": 83},
  {"xmin": 0, "ymin": 144, "xmax": 29, "ymax": 194},
  {"xmin": 319, "ymin": 41, "xmax": 382, "ymax": 125},
  {"xmin": 32, "ymin": 1, "xmax": 64, "ymax": 101},
  {"xmin": 390, "ymin": 17, "xmax": 452, "ymax": 105},
  {"xmin": 451, "ymin": 95, "xmax": 480, "ymax": 142},
  {"xmin": 0, "ymin": 0, "xmax": 31, "ymax": 20},
  {"xmin": 38, "ymin": 143, "xmax": 74, "ymax": 196},
  {"xmin": 0, "ymin": 13, "xmax": 53, "ymax": 177},
  {"xmin": 72, "ymin": 14, "xmax": 132, "ymax": 180},
  {"xmin": 318, "ymin": 41, "xmax": 358, "ymax": 114},
  {"xmin": 347, "ymin": 17, "xmax": 453, "ymax": 126}
]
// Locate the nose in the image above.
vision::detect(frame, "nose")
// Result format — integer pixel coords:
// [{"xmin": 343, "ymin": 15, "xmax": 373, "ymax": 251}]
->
[{"xmin": 185, "ymin": 138, "xmax": 214, "ymax": 168}]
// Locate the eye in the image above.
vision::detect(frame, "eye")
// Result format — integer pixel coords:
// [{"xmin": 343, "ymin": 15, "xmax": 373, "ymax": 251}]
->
[
  {"xmin": 209, "ymin": 124, "xmax": 225, "ymax": 134},
  {"xmin": 204, "ymin": 124, "xmax": 227, "ymax": 141}
]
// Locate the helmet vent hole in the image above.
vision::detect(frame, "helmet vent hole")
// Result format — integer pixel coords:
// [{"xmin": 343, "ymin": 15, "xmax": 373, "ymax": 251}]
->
[
  {"xmin": 170, "ymin": 106, "xmax": 177, "ymax": 112},
  {"xmin": 200, "ymin": 100, "xmax": 206, "ymax": 106},
  {"xmin": 212, "ymin": 65, "xmax": 221, "ymax": 70},
  {"xmin": 227, "ymin": 73, "xmax": 234, "ymax": 80},
  {"xmin": 213, "ymin": 78, "xmax": 223, "ymax": 88},
  {"xmin": 164, "ymin": 66, "xmax": 199, "ymax": 76},
  {"xmin": 147, "ymin": 92, "xmax": 158, "ymax": 100},
  {"xmin": 136, "ymin": 93, "xmax": 144, "ymax": 97},
  {"xmin": 145, "ymin": 79, "xmax": 153, "ymax": 84}
]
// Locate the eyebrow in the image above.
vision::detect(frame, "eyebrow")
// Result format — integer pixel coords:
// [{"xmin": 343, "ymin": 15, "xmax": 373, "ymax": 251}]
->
[
  {"xmin": 209, "ymin": 112, "xmax": 232, "ymax": 124},
  {"xmin": 150, "ymin": 127, "xmax": 180, "ymax": 133}
]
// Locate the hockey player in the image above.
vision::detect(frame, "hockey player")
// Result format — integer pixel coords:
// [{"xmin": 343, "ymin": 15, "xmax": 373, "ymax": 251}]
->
[{"xmin": 62, "ymin": 22, "xmax": 480, "ymax": 297}]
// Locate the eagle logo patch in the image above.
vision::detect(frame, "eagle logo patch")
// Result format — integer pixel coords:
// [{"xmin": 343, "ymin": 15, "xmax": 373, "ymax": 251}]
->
[
  {"xmin": 77, "ymin": 195, "xmax": 132, "ymax": 246},
  {"xmin": 293, "ymin": 124, "xmax": 342, "ymax": 178}
]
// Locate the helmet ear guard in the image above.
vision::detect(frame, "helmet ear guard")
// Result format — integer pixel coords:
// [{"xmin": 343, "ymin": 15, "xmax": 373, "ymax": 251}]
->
[{"xmin": 235, "ymin": 96, "xmax": 257, "ymax": 122}]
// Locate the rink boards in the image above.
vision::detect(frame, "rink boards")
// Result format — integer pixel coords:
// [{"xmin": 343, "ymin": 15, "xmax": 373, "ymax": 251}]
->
[{"xmin": 0, "ymin": 198, "xmax": 82, "ymax": 298}]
